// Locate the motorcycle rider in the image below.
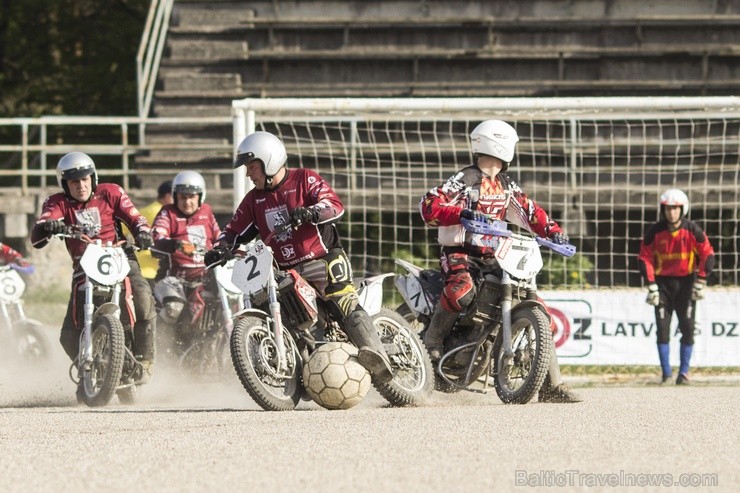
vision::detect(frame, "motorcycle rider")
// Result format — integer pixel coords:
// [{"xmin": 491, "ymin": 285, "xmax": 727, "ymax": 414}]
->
[
  {"xmin": 123, "ymin": 179, "xmax": 174, "ymax": 288},
  {"xmin": 419, "ymin": 119, "xmax": 581, "ymax": 403},
  {"xmin": 30, "ymin": 152, "xmax": 156, "ymax": 382},
  {"xmin": 151, "ymin": 171, "xmax": 221, "ymax": 347},
  {"xmin": 637, "ymin": 189, "xmax": 715, "ymax": 385},
  {"xmin": 204, "ymin": 131, "xmax": 394, "ymax": 384},
  {"xmin": 0, "ymin": 241, "xmax": 31, "ymax": 269}
]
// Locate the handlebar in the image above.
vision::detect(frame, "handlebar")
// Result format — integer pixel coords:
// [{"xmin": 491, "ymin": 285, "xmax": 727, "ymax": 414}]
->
[
  {"xmin": 9, "ymin": 263, "xmax": 36, "ymax": 275},
  {"xmin": 461, "ymin": 217, "xmax": 577, "ymax": 257},
  {"xmin": 54, "ymin": 225, "xmax": 129, "ymax": 248}
]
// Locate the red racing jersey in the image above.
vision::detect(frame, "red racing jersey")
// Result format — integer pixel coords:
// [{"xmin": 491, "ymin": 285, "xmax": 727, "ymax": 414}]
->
[
  {"xmin": 151, "ymin": 203, "xmax": 221, "ymax": 281},
  {"xmin": 419, "ymin": 165, "xmax": 562, "ymax": 256},
  {"xmin": 217, "ymin": 168, "xmax": 344, "ymax": 267},
  {"xmin": 637, "ymin": 218, "xmax": 715, "ymax": 282},
  {"xmin": 31, "ymin": 183, "xmax": 150, "ymax": 275}
]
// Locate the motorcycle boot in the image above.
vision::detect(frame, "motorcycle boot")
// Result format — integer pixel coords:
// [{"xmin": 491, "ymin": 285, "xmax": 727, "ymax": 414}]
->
[
  {"xmin": 424, "ymin": 306, "xmax": 458, "ymax": 363},
  {"xmin": 538, "ymin": 349, "xmax": 582, "ymax": 403},
  {"xmin": 132, "ymin": 319, "xmax": 156, "ymax": 384},
  {"xmin": 343, "ymin": 307, "xmax": 394, "ymax": 384}
]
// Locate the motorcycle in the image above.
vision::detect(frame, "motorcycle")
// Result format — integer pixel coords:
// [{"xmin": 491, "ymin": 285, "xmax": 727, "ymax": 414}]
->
[
  {"xmin": 225, "ymin": 226, "xmax": 434, "ymax": 411},
  {"xmin": 394, "ymin": 217, "xmax": 576, "ymax": 403},
  {"xmin": 57, "ymin": 228, "xmax": 148, "ymax": 406},
  {"xmin": 0, "ymin": 263, "xmax": 49, "ymax": 364},
  {"xmin": 153, "ymin": 255, "xmax": 243, "ymax": 379}
]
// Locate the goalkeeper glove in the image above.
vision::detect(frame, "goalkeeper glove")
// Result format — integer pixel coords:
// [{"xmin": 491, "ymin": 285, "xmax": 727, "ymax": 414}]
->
[
  {"xmin": 646, "ymin": 283, "xmax": 660, "ymax": 306},
  {"xmin": 691, "ymin": 278, "xmax": 706, "ymax": 301}
]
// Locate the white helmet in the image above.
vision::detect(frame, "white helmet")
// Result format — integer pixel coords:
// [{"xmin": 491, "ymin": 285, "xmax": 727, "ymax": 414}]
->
[
  {"xmin": 56, "ymin": 152, "xmax": 97, "ymax": 196},
  {"xmin": 470, "ymin": 120, "xmax": 519, "ymax": 169},
  {"xmin": 172, "ymin": 170, "xmax": 206, "ymax": 206},
  {"xmin": 233, "ymin": 131, "xmax": 287, "ymax": 187},
  {"xmin": 659, "ymin": 188, "xmax": 690, "ymax": 219}
]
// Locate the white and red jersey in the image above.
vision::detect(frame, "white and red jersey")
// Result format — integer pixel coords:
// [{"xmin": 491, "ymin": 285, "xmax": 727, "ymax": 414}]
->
[
  {"xmin": 217, "ymin": 168, "xmax": 344, "ymax": 267},
  {"xmin": 0, "ymin": 242, "xmax": 23, "ymax": 265},
  {"xmin": 151, "ymin": 203, "xmax": 221, "ymax": 281},
  {"xmin": 31, "ymin": 183, "xmax": 150, "ymax": 275},
  {"xmin": 419, "ymin": 165, "xmax": 562, "ymax": 257}
]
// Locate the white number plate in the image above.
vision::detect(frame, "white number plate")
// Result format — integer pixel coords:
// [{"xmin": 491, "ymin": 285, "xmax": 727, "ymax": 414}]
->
[
  {"xmin": 79, "ymin": 243, "xmax": 130, "ymax": 286},
  {"xmin": 231, "ymin": 241, "xmax": 273, "ymax": 295}
]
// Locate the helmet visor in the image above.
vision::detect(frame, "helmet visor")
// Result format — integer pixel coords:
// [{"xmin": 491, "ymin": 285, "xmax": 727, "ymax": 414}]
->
[
  {"xmin": 233, "ymin": 152, "xmax": 257, "ymax": 169},
  {"xmin": 61, "ymin": 165, "xmax": 95, "ymax": 182},
  {"xmin": 174, "ymin": 184, "xmax": 203, "ymax": 195}
]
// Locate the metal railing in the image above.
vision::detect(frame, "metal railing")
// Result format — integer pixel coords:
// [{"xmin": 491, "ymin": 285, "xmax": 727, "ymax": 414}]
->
[
  {"xmin": 136, "ymin": 0, "xmax": 175, "ymax": 119},
  {"xmin": 0, "ymin": 116, "xmax": 232, "ymax": 194}
]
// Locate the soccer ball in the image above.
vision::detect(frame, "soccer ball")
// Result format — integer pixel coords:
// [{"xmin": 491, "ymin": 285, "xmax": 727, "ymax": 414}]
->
[{"xmin": 302, "ymin": 342, "xmax": 371, "ymax": 410}]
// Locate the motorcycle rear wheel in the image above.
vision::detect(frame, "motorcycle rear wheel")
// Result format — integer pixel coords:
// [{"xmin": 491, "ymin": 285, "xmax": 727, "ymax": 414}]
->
[
  {"xmin": 81, "ymin": 314, "xmax": 126, "ymax": 407},
  {"xmin": 230, "ymin": 316, "xmax": 302, "ymax": 411},
  {"xmin": 492, "ymin": 307, "xmax": 552, "ymax": 404},
  {"xmin": 372, "ymin": 308, "xmax": 434, "ymax": 406}
]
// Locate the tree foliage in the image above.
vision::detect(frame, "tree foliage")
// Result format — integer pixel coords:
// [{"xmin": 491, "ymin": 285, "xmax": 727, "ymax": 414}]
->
[{"xmin": 0, "ymin": 0, "xmax": 149, "ymax": 117}]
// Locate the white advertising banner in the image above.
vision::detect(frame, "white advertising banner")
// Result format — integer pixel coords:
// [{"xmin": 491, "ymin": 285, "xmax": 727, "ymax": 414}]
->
[{"xmin": 539, "ymin": 289, "xmax": 740, "ymax": 367}]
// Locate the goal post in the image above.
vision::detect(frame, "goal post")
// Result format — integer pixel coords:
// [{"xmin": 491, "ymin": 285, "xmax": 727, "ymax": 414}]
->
[{"xmin": 231, "ymin": 97, "xmax": 740, "ymax": 289}]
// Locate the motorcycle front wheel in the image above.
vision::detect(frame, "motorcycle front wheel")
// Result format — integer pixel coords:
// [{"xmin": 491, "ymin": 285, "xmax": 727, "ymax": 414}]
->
[
  {"xmin": 81, "ymin": 314, "xmax": 126, "ymax": 407},
  {"xmin": 230, "ymin": 316, "xmax": 302, "ymax": 411},
  {"xmin": 372, "ymin": 308, "xmax": 434, "ymax": 406},
  {"xmin": 492, "ymin": 306, "xmax": 552, "ymax": 404}
]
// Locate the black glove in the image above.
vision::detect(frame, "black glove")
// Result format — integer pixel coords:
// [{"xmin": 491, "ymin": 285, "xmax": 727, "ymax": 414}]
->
[
  {"xmin": 43, "ymin": 220, "xmax": 68, "ymax": 235},
  {"xmin": 289, "ymin": 207, "xmax": 316, "ymax": 227},
  {"xmin": 550, "ymin": 232, "xmax": 570, "ymax": 245},
  {"xmin": 136, "ymin": 231, "xmax": 153, "ymax": 250},
  {"xmin": 460, "ymin": 209, "xmax": 490, "ymax": 223},
  {"xmin": 205, "ymin": 246, "xmax": 233, "ymax": 267}
]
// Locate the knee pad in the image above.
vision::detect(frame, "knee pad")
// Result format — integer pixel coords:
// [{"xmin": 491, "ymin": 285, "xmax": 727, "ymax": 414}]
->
[
  {"xmin": 326, "ymin": 285, "xmax": 359, "ymax": 320},
  {"xmin": 441, "ymin": 270, "xmax": 475, "ymax": 312}
]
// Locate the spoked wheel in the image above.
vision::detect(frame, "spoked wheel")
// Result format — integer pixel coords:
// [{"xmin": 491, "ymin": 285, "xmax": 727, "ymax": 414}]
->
[
  {"xmin": 396, "ymin": 303, "xmax": 426, "ymax": 334},
  {"xmin": 372, "ymin": 308, "xmax": 434, "ymax": 406},
  {"xmin": 492, "ymin": 307, "xmax": 552, "ymax": 404},
  {"xmin": 13, "ymin": 322, "xmax": 50, "ymax": 364},
  {"xmin": 81, "ymin": 314, "xmax": 126, "ymax": 407},
  {"xmin": 230, "ymin": 316, "xmax": 302, "ymax": 411}
]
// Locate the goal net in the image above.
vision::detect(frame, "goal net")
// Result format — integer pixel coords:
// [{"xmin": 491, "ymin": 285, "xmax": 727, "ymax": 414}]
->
[{"xmin": 231, "ymin": 97, "xmax": 740, "ymax": 289}]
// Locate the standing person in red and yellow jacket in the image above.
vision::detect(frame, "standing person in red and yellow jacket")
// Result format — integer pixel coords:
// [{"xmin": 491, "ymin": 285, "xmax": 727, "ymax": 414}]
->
[{"xmin": 637, "ymin": 188, "xmax": 715, "ymax": 385}]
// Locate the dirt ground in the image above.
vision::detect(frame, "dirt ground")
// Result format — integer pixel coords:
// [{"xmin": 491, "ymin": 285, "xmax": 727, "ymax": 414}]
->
[{"xmin": 0, "ymin": 336, "xmax": 737, "ymax": 493}]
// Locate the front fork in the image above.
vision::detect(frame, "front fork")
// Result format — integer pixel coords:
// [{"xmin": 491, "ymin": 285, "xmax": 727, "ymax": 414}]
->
[
  {"xmin": 79, "ymin": 279, "xmax": 95, "ymax": 371},
  {"xmin": 78, "ymin": 280, "xmax": 122, "ymax": 374},
  {"xmin": 497, "ymin": 271, "xmax": 519, "ymax": 376},
  {"xmin": 266, "ymin": 270, "xmax": 287, "ymax": 373}
]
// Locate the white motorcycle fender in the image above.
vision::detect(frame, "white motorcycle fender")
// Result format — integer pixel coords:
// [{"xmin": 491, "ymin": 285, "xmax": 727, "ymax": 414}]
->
[
  {"xmin": 357, "ymin": 273, "xmax": 394, "ymax": 317},
  {"xmin": 94, "ymin": 302, "xmax": 122, "ymax": 320},
  {"xmin": 232, "ymin": 307, "xmax": 272, "ymax": 322}
]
